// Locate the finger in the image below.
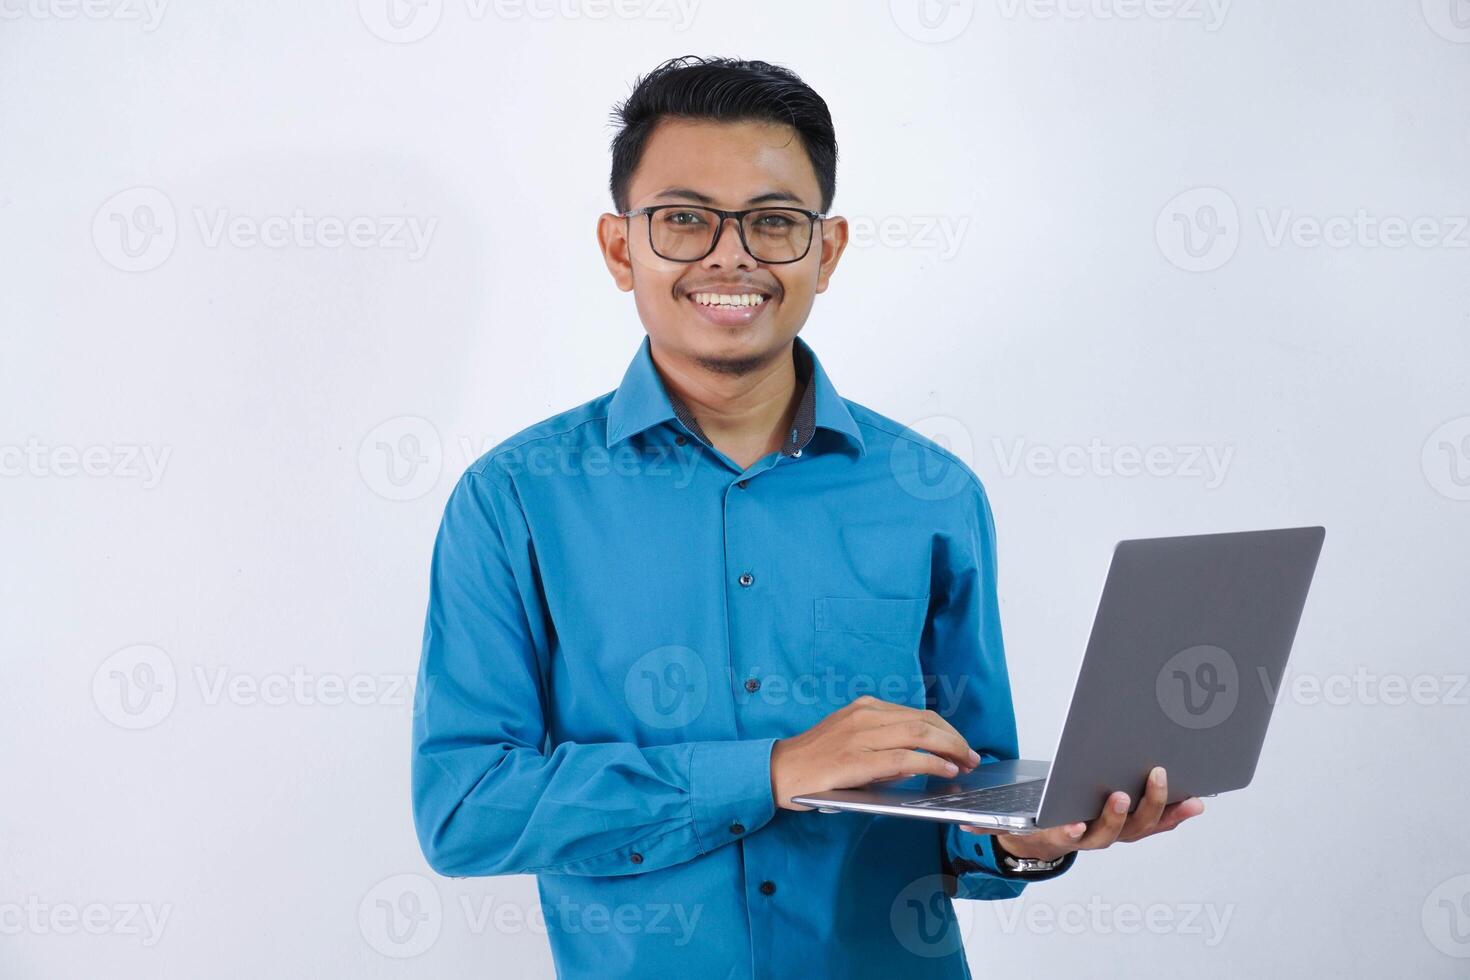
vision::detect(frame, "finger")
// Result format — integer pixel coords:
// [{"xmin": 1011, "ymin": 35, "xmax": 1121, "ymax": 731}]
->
[
  {"xmin": 842, "ymin": 694, "xmax": 909, "ymax": 715},
  {"xmin": 846, "ymin": 703, "xmax": 981, "ymax": 769},
  {"xmin": 1120, "ymin": 766, "xmax": 1168, "ymax": 841},
  {"xmin": 846, "ymin": 697, "xmax": 967, "ymax": 740},
  {"xmin": 861, "ymin": 717, "xmax": 981, "ymax": 770},
  {"xmin": 866, "ymin": 748, "xmax": 964, "ymax": 782},
  {"xmin": 1025, "ymin": 820, "xmax": 1090, "ymax": 842},
  {"xmin": 1151, "ymin": 796, "xmax": 1206, "ymax": 833},
  {"xmin": 871, "ymin": 771, "xmax": 923, "ymax": 783},
  {"xmin": 1074, "ymin": 791, "xmax": 1130, "ymax": 850}
]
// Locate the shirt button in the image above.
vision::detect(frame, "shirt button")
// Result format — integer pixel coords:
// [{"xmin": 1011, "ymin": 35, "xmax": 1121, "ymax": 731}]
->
[
  {"xmin": 630, "ymin": 852, "xmax": 643, "ymax": 864},
  {"xmin": 759, "ymin": 880, "xmax": 776, "ymax": 895},
  {"xmin": 738, "ymin": 572, "xmax": 754, "ymax": 587},
  {"xmin": 737, "ymin": 479, "xmax": 749, "ymax": 489},
  {"xmin": 744, "ymin": 678, "xmax": 760, "ymax": 693},
  {"xmin": 729, "ymin": 822, "xmax": 746, "ymax": 835},
  {"xmin": 675, "ymin": 435, "xmax": 687, "ymax": 446}
]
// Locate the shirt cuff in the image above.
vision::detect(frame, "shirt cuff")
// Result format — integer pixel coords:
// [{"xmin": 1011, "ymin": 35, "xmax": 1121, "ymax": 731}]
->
[
  {"xmin": 688, "ymin": 738, "xmax": 779, "ymax": 854},
  {"xmin": 954, "ymin": 826, "xmax": 1078, "ymax": 881}
]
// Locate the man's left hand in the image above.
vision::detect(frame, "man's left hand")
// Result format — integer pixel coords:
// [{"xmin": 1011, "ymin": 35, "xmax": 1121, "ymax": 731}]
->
[{"xmin": 959, "ymin": 766, "xmax": 1205, "ymax": 862}]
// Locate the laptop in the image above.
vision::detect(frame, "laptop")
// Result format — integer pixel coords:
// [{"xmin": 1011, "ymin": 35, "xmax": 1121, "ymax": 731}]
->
[{"xmin": 790, "ymin": 526, "xmax": 1326, "ymax": 832}]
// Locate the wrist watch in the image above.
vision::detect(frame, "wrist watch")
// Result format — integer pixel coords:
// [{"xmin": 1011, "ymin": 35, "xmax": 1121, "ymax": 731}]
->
[{"xmin": 993, "ymin": 839, "xmax": 1068, "ymax": 875}]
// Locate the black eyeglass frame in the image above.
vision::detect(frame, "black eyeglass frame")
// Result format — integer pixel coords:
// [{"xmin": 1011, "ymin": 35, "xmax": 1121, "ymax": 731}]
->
[{"xmin": 620, "ymin": 204, "xmax": 828, "ymax": 264}]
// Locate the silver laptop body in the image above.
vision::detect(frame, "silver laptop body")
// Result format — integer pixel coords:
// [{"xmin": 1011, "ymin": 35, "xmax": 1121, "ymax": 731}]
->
[{"xmin": 789, "ymin": 526, "xmax": 1326, "ymax": 833}]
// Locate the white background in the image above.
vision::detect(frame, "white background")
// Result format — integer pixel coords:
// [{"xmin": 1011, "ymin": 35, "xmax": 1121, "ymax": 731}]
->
[{"xmin": 3, "ymin": 0, "xmax": 1468, "ymax": 977}]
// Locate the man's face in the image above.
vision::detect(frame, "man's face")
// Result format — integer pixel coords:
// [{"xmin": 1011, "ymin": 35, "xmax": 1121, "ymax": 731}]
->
[{"xmin": 598, "ymin": 118, "xmax": 848, "ymax": 376}]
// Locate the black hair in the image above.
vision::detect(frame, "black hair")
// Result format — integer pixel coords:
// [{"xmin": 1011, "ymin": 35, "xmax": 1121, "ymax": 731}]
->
[{"xmin": 608, "ymin": 55, "xmax": 838, "ymax": 214}]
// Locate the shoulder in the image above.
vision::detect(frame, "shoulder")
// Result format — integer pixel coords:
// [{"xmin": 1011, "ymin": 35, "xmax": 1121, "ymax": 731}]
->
[
  {"xmin": 453, "ymin": 389, "xmax": 616, "ymax": 497},
  {"xmin": 844, "ymin": 398, "xmax": 992, "ymax": 508}
]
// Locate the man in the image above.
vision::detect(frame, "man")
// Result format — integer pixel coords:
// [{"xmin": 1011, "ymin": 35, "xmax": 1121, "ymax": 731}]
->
[{"xmin": 412, "ymin": 55, "xmax": 1203, "ymax": 978}]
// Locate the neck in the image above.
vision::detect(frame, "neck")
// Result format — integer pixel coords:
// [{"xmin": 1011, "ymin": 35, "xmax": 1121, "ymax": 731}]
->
[{"xmin": 651, "ymin": 339, "xmax": 803, "ymax": 462}]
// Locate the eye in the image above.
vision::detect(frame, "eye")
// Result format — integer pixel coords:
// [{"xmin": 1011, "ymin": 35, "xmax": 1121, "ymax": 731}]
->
[
  {"xmin": 752, "ymin": 212, "xmax": 797, "ymax": 230},
  {"xmin": 663, "ymin": 209, "xmax": 709, "ymax": 227}
]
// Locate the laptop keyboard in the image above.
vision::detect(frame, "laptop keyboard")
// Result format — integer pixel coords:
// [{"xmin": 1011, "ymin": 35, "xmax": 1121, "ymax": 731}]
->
[{"xmin": 901, "ymin": 779, "xmax": 1045, "ymax": 815}]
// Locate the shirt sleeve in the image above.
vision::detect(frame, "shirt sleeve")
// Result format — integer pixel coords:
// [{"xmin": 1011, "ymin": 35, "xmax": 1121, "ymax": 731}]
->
[
  {"xmin": 922, "ymin": 476, "xmax": 1076, "ymax": 899},
  {"xmin": 411, "ymin": 469, "xmax": 778, "ymax": 879}
]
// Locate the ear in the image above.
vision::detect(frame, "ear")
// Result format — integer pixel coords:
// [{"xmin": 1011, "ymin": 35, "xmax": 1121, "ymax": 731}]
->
[
  {"xmin": 812, "ymin": 215, "xmax": 849, "ymax": 295},
  {"xmin": 597, "ymin": 212, "xmax": 635, "ymax": 292}
]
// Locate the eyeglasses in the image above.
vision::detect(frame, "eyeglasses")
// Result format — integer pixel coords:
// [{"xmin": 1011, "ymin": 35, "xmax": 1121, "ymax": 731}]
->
[{"xmin": 621, "ymin": 205, "xmax": 826, "ymax": 264}]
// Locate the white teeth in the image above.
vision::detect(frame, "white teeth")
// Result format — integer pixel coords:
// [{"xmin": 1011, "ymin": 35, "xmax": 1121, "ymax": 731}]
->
[{"xmin": 692, "ymin": 292, "xmax": 766, "ymax": 307}]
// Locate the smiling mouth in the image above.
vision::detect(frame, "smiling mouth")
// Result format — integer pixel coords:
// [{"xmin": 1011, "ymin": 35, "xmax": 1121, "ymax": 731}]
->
[{"xmin": 686, "ymin": 290, "xmax": 770, "ymax": 308}]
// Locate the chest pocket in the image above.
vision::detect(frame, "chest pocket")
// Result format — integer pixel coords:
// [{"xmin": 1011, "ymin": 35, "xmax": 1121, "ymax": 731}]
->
[{"xmin": 813, "ymin": 596, "xmax": 930, "ymax": 709}]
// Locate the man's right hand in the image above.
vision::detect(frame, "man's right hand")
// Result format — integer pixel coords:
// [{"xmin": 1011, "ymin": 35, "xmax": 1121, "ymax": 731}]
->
[{"xmin": 770, "ymin": 694, "xmax": 983, "ymax": 810}]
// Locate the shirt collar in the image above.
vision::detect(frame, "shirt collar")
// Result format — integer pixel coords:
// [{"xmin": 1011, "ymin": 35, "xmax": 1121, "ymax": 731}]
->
[{"xmin": 605, "ymin": 334, "xmax": 866, "ymax": 458}]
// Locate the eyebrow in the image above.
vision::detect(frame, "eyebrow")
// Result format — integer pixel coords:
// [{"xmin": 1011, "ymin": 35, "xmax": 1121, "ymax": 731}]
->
[{"xmin": 650, "ymin": 187, "xmax": 811, "ymax": 208}]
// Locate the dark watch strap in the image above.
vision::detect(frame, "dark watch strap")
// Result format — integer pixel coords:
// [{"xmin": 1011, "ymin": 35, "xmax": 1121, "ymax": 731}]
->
[{"xmin": 982, "ymin": 837, "xmax": 1077, "ymax": 879}]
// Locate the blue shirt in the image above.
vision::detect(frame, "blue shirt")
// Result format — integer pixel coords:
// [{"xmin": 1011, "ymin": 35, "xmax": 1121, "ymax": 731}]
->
[{"xmin": 411, "ymin": 334, "xmax": 1074, "ymax": 979}]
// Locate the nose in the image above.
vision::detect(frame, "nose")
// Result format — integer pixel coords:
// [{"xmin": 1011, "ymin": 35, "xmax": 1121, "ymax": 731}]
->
[{"xmin": 701, "ymin": 214, "xmax": 757, "ymax": 269}]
